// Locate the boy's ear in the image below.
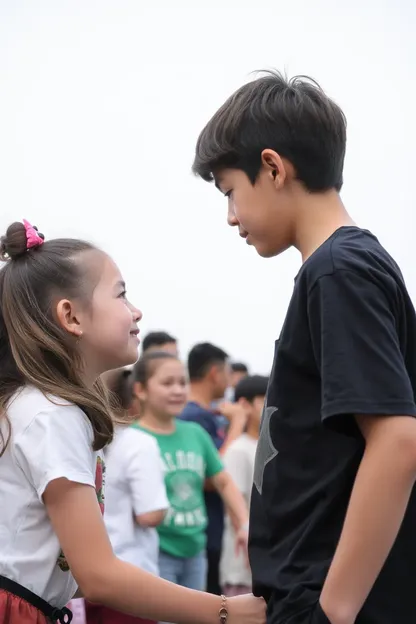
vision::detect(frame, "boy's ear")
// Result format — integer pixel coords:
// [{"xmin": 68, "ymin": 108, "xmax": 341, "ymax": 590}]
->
[{"xmin": 260, "ymin": 148, "xmax": 295, "ymax": 188}]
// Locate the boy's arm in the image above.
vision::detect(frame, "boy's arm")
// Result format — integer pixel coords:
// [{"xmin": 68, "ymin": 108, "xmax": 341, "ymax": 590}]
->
[
  {"xmin": 212, "ymin": 470, "xmax": 249, "ymax": 553},
  {"xmin": 202, "ymin": 428, "xmax": 249, "ymax": 548},
  {"xmin": 307, "ymin": 269, "xmax": 416, "ymax": 624},
  {"xmin": 320, "ymin": 413, "xmax": 416, "ymax": 624},
  {"xmin": 222, "ymin": 444, "xmax": 250, "ymax": 532}
]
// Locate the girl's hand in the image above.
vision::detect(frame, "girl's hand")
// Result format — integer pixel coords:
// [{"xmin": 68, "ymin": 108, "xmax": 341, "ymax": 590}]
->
[{"xmin": 227, "ymin": 594, "xmax": 267, "ymax": 624}]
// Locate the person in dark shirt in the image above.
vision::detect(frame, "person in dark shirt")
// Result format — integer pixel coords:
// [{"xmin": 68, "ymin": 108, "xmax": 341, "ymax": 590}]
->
[
  {"xmin": 191, "ymin": 71, "xmax": 416, "ymax": 624},
  {"xmin": 180, "ymin": 343, "xmax": 249, "ymax": 595}
]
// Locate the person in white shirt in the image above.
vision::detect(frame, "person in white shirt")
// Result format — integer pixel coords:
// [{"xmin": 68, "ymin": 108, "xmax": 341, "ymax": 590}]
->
[
  {"xmin": 0, "ymin": 219, "xmax": 266, "ymax": 624},
  {"xmin": 85, "ymin": 369, "xmax": 168, "ymax": 624},
  {"xmin": 220, "ymin": 375, "xmax": 269, "ymax": 597}
]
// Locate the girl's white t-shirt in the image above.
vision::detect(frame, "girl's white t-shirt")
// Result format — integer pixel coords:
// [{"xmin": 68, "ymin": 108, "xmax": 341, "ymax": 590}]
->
[
  {"xmin": 104, "ymin": 427, "xmax": 168, "ymax": 575},
  {"xmin": 0, "ymin": 386, "xmax": 103, "ymax": 607}
]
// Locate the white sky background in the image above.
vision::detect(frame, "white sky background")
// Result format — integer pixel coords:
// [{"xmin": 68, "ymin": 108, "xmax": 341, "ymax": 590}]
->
[{"xmin": 0, "ymin": 0, "xmax": 415, "ymax": 373}]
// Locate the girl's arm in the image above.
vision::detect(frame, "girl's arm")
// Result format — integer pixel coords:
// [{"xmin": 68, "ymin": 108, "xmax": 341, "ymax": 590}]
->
[
  {"xmin": 44, "ymin": 479, "xmax": 265, "ymax": 624},
  {"xmin": 135, "ymin": 509, "xmax": 166, "ymax": 527},
  {"xmin": 128, "ymin": 433, "xmax": 168, "ymax": 528}
]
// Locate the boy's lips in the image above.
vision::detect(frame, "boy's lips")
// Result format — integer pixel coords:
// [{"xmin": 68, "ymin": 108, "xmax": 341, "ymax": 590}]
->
[
  {"xmin": 240, "ymin": 231, "xmax": 252, "ymax": 245},
  {"xmin": 130, "ymin": 328, "xmax": 140, "ymax": 342}
]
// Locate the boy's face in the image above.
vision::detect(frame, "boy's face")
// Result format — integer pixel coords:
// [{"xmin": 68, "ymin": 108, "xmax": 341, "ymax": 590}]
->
[
  {"xmin": 215, "ymin": 152, "xmax": 295, "ymax": 258},
  {"xmin": 243, "ymin": 395, "xmax": 266, "ymax": 433},
  {"xmin": 251, "ymin": 395, "xmax": 266, "ymax": 429}
]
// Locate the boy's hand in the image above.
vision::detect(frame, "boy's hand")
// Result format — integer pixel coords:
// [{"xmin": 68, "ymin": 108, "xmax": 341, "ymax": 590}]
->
[
  {"xmin": 235, "ymin": 526, "xmax": 250, "ymax": 568},
  {"xmin": 217, "ymin": 401, "xmax": 247, "ymax": 425}
]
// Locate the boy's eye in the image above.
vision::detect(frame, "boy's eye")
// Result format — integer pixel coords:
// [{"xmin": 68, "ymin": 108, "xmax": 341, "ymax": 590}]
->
[
  {"xmin": 119, "ymin": 290, "xmax": 127, "ymax": 299},
  {"xmin": 224, "ymin": 190, "xmax": 232, "ymax": 199}
]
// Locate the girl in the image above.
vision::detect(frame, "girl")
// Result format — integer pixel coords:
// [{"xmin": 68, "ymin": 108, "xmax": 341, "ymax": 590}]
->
[
  {"xmin": 0, "ymin": 220, "xmax": 266, "ymax": 624},
  {"xmin": 131, "ymin": 352, "xmax": 251, "ymax": 592},
  {"xmin": 85, "ymin": 368, "xmax": 168, "ymax": 624}
]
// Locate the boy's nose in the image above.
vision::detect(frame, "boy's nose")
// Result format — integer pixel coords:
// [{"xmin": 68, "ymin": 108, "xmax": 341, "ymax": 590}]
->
[{"xmin": 227, "ymin": 206, "xmax": 239, "ymax": 227}]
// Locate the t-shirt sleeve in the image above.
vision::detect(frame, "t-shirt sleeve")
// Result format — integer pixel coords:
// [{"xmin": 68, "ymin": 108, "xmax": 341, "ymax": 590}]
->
[
  {"xmin": 13, "ymin": 404, "xmax": 96, "ymax": 500},
  {"xmin": 198, "ymin": 426, "xmax": 223, "ymax": 478},
  {"xmin": 126, "ymin": 433, "xmax": 168, "ymax": 516},
  {"xmin": 307, "ymin": 269, "xmax": 416, "ymax": 428},
  {"xmin": 223, "ymin": 444, "xmax": 250, "ymax": 497}
]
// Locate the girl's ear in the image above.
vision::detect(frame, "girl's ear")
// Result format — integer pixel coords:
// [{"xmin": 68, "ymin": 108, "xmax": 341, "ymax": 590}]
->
[
  {"xmin": 133, "ymin": 381, "xmax": 147, "ymax": 403},
  {"xmin": 55, "ymin": 298, "xmax": 83, "ymax": 338}
]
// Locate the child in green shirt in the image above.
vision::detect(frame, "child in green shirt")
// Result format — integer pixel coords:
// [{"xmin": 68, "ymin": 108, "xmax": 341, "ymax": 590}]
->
[{"xmin": 132, "ymin": 351, "xmax": 249, "ymax": 591}]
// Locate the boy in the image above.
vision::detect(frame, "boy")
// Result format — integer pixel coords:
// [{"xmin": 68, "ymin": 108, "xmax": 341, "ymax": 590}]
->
[
  {"xmin": 220, "ymin": 375, "xmax": 269, "ymax": 597},
  {"xmin": 192, "ymin": 71, "xmax": 416, "ymax": 623}
]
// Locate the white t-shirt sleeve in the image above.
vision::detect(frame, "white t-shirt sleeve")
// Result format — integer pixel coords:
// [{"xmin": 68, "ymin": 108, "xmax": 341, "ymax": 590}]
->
[
  {"xmin": 13, "ymin": 402, "xmax": 96, "ymax": 500},
  {"xmin": 126, "ymin": 432, "xmax": 168, "ymax": 516},
  {"xmin": 223, "ymin": 443, "xmax": 250, "ymax": 497}
]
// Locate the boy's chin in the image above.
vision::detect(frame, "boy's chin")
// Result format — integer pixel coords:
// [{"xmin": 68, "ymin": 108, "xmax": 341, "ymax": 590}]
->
[
  {"xmin": 254, "ymin": 240, "xmax": 289, "ymax": 258},
  {"xmin": 255, "ymin": 245, "xmax": 279, "ymax": 259}
]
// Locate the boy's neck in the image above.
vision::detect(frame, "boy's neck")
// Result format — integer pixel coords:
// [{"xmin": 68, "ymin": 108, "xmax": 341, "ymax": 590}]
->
[
  {"xmin": 188, "ymin": 383, "xmax": 215, "ymax": 410},
  {"xmin": 246, "ymin": 421, "xmax": 260, "ymax": 441},
  {"xmin": 293, "ymin": 190, "xmax": 356, "ymax": 262}
]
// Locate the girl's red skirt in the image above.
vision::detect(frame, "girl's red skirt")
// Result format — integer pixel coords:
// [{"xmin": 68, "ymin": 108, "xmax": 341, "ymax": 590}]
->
[
  {"xmin": 0, "ymin": 577, "xmax": 71, "ymax": 624},
  {"xmin": 0, "ymin": 588, "xmax": 50, "ymax": 623}
]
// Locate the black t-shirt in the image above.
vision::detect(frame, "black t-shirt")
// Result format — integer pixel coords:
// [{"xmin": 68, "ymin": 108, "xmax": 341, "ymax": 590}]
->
[{"xmin": 249, "ymin": 227, "xmax": 416, "ymax": 624}]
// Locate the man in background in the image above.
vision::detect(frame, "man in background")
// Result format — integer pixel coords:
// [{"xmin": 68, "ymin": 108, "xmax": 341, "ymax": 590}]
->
[{"xmin": 180, "ymin": 343, "xmax": 248, "ymax": 594}]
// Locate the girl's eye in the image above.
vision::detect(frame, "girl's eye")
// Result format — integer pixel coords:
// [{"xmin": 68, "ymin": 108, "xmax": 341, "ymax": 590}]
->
[
  {"xmin": 224, "ymin": 190, "xmax": 232, "ymax": 199},
  {"xmin": 119, "ymin": 290, "xmax": 127, "ymax": 299}
]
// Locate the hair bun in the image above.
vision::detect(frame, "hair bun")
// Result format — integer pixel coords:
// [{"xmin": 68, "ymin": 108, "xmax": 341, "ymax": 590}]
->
[
  {"xmin": 0, "ymin": 222, "xmax": 29, "ymax": 260},
  {"xmin": 0, "ymin": 221, "xmax": 45, "ymax": 261}
]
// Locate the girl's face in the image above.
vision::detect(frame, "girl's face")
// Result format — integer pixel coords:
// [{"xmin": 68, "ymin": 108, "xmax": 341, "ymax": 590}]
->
[
  {"xmin": 142, "ymin": 359, "xmax": 188, "ymax": 419},
  {"xmin": 68, "ymin": 254, "xmax": 142, "ymax": 379}
]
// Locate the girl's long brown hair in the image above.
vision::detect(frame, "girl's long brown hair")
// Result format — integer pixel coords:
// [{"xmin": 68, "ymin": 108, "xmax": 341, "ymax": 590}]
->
[{"xmin": 0, "ymin": 221, "xmax": 114, "ymax": 456}]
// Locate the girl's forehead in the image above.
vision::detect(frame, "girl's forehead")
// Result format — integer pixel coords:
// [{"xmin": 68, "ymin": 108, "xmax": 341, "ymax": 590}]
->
[
  {"xmin": 94, "ymin": 254, "xmax": 123, "ymax": 286},
  {"xmin": 153, "ymin": 359, "xmax": 184, "ymax": 376}
]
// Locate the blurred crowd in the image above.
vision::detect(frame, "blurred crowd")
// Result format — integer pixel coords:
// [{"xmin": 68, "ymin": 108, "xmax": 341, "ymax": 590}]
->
[{"xmin": 79, "ymin": 330, "xmax": 268, "ymax": 623}]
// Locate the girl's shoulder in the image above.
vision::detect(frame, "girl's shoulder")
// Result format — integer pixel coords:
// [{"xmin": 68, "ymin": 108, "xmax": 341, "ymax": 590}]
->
[{"xmin": 7, "ymin": 385, "xmax": 93, "ymax": 441}]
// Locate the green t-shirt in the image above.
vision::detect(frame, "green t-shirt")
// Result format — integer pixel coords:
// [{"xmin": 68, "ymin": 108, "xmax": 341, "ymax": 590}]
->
[{"xmin": 132, "ymin": 420, "xmax": 223, "ymax": 558}]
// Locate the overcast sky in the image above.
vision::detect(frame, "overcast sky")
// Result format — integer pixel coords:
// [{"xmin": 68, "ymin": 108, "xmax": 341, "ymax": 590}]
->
[{"xmin": 0, "ymin": 0, "xmax": 415, "ymax": 373}]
